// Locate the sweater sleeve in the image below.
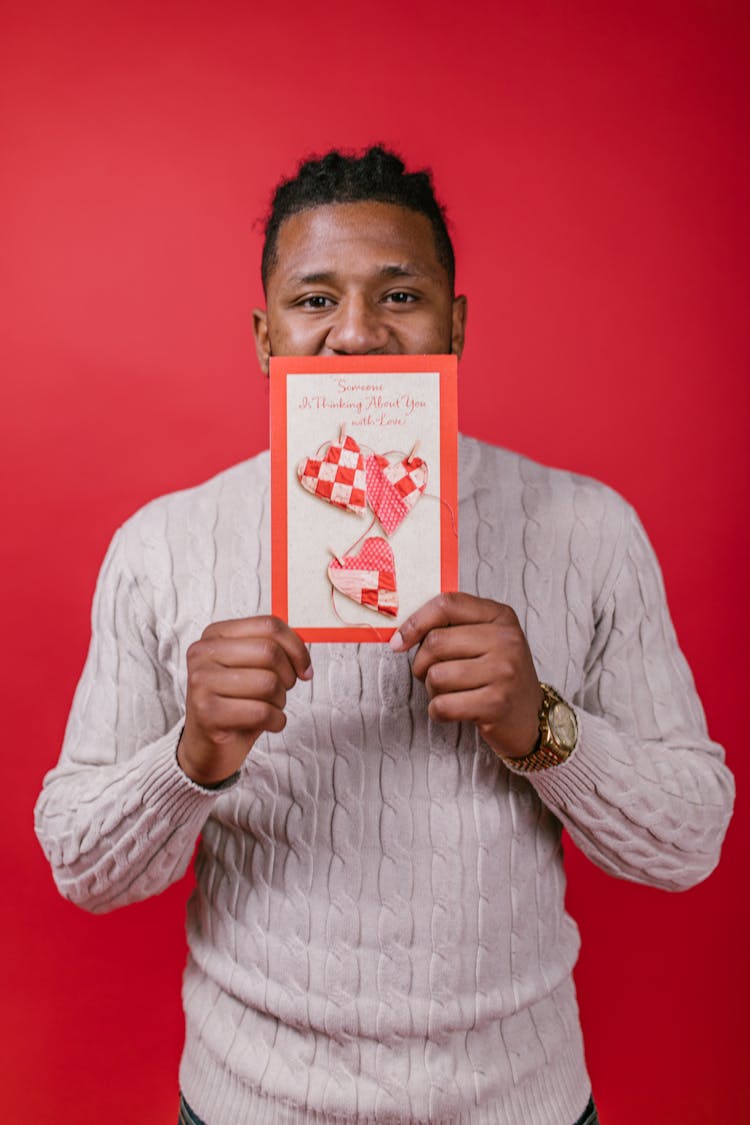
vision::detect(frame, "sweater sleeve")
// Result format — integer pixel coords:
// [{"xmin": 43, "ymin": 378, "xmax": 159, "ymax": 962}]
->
[
  {"xmin": 34, "ymin": 527, "xmax": 232, "ymax": 914},
  {"xmin": 513, "ymin": 505, "xmax": 735, "ymax": 891}
]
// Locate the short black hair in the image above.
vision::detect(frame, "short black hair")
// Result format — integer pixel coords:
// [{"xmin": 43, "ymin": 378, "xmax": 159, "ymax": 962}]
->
[{"xmin": 261, "ymin": 145, "xmax": 456, "ymax": 292}]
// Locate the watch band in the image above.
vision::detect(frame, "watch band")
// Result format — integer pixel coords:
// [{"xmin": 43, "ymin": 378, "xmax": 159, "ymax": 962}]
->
[{"xmin": 503, "ymin": 683, "xmax": 578, "ymax": 773}]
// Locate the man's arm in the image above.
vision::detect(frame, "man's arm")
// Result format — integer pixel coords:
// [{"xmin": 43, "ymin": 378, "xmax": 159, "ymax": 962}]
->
[
  {"xmin": 391, "ymin": 510, "xmax": 734, "ymax": 891},
  {"xmin": 34, "ymin": 528, "xmax": 311, "ymax": 914}
]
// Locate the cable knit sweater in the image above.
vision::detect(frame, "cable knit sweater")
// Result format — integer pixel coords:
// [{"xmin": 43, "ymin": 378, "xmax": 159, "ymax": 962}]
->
[{"xmin": 35, "ymin": 435, "xmax": 734, "ymax": 1125}]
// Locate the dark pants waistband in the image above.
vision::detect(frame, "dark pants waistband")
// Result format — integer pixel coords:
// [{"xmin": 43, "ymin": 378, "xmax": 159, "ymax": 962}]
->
[{"xmin": 179, "ymin": 1091, "xmax": 600, "ymax": 1124}]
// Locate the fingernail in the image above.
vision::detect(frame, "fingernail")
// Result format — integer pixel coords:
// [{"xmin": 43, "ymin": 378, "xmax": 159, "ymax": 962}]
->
[
  {"xmin": 300, "ymin": 665, "xmax": 314, "ymax": 681},
  {"xmin": 388, "ymin": 630, "xmax": 405, "ymax": 652}
]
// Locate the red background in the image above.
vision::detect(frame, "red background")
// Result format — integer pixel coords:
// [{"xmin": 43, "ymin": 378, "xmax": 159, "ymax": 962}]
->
[{"xmin": 1, "ymin": 2, "xmax": 748, "ymax": 1121}]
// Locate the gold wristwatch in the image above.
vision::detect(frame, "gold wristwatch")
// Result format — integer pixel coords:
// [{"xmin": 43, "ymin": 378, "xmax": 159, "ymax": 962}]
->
[{"xmin": 505, "ymin": 683, "xmax": 579, "ymax": 772}]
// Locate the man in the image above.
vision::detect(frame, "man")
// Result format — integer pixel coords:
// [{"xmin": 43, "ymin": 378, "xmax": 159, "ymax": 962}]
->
[{"xmin": 35, "ymin": 147, "xmax": 734, "ymax": 1125}]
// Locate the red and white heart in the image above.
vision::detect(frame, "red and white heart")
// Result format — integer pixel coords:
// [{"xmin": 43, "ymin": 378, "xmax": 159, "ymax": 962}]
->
[
  {"xmin": 297, "ymin": 431, "xmax": 366, "ymax": 515},
  {"xmin": 365, "ymin": 453, "xmax": 428, "ymax": 535},
  {"xmin": 327, "ymin": 537, "xmax": 398, "ymax": 618}
]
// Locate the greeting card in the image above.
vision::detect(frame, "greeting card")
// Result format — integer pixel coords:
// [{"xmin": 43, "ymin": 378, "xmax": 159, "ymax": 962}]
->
[{"xmin": 270, "ymin": 355, "xmax": 458, "ymax": 642}]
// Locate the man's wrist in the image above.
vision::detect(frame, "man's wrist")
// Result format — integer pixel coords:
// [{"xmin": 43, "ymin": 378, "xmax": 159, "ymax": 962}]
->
[
  {"xmin": 501, "ymin": 684, "xmax": 579, "ymax": 772},
  {"xmin": 176, "ymin": 728, "xmax": 242, "ymax": 790}
]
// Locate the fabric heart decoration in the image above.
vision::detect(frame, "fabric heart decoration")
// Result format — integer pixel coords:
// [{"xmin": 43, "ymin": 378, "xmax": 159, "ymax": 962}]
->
[
  {"xmin": 327, "ymin": 537, "xmax": 398, "ymax": 617},
  {"xmin": 365, "ymin": 452, "xmax": 428, "ymax": 535},
  {"xmin": 297, "ymin": 431, "xmax": 366, "ymax": 515}
]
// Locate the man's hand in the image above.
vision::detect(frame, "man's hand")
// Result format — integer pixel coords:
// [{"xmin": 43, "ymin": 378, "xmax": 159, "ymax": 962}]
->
[
  {"xmin": 178, "ymin": 617, "xmax": 313, "ymax": 787},
  {"xmin": 389, "ymin": 593, "xmax": 542, "ymax": 760}
]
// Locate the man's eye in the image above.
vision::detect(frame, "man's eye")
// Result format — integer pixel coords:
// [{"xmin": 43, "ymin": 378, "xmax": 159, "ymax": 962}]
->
[
  {"xmin": 300, "ymin": 295, "xmax": 334, "ymax": 309},
  {"xmin": 384, "ymin": 291, "xmax": 415, "ymax": 305}
]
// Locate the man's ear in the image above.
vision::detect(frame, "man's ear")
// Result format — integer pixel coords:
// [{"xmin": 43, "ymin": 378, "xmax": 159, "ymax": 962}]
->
[
  {"xmin": 451, "ymin": 295, "xmax": 467, "ymax": 358},
  {"xmin": 252, "ymin": 308, "xmax": 270, "ymax": 376}
]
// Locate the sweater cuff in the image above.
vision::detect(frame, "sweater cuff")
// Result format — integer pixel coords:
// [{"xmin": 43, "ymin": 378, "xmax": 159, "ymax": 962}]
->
[
  {"xmin": 507, "ymin": 709, "xmax": 613, "ymax": 811},
  {"xmin": 137, "ymin": 722, "xmax": 241, "ymax": 822}
]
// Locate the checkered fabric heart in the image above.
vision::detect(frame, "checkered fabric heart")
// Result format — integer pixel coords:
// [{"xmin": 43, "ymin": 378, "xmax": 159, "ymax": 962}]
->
[
  {"xmin": 297, "ymin": 432, "xmax": 366, "ymax": 515},
  {"xmin": 365, "ymin": 453, "xmax": 428, "ymax": 535},
  {"xmin": 327, "ymin": 537, "xmax": 398, "ymax": 617}
]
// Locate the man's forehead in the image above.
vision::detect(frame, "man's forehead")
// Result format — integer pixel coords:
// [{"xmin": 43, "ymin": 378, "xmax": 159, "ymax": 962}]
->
[{"xmin": 272, "ymin": 201, "xmax": 444, "ymax": 275}]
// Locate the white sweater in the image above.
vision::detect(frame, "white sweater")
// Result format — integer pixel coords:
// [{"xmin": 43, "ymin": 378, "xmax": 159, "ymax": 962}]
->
[{"xmin": 35, "ymin": 435, "xmax": 734, "ymax": 1125}]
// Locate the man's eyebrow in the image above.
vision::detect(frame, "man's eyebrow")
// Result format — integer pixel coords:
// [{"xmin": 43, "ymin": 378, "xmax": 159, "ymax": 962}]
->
[
  {"xmin": 292, "ymin": 271, "xmax": 337, "ymax": 286},
  {"xmin": 377, "ymin": 264, "xmax": 427, "ymax": 280}
]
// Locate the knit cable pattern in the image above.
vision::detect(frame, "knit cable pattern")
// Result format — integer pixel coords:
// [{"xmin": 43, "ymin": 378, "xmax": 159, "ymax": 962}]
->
[{"xmin": 34, "ymin": 439, "xmax": 734, "ymax": 1125}]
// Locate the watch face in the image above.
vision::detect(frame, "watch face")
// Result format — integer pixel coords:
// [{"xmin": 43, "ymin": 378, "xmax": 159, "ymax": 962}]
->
[{"xmin": 549, "ymin": 701, "xmax": 578, "ymax": 750}]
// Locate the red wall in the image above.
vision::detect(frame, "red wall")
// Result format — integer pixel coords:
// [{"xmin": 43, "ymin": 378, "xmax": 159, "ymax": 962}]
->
[{"xmin": 2, "ymin": 2, "xmax": 748, "ymax": 1120}]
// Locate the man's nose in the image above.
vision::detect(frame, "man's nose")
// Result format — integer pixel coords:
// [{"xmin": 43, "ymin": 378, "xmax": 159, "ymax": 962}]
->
[{"xmin": 325, "ymin": 294, "xmax": 390, "ymax": 354}]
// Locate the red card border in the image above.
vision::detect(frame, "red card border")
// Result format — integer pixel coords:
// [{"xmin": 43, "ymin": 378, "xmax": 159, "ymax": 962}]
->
[{"xmin": 270, "ymin": 355, "xmax": 458, "ymax": 642}]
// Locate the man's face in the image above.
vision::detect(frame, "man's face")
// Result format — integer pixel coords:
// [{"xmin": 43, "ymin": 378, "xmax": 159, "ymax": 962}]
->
[{"xmin": 253, "ymin": 201, "xmax": 467, "ymax": 373}]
